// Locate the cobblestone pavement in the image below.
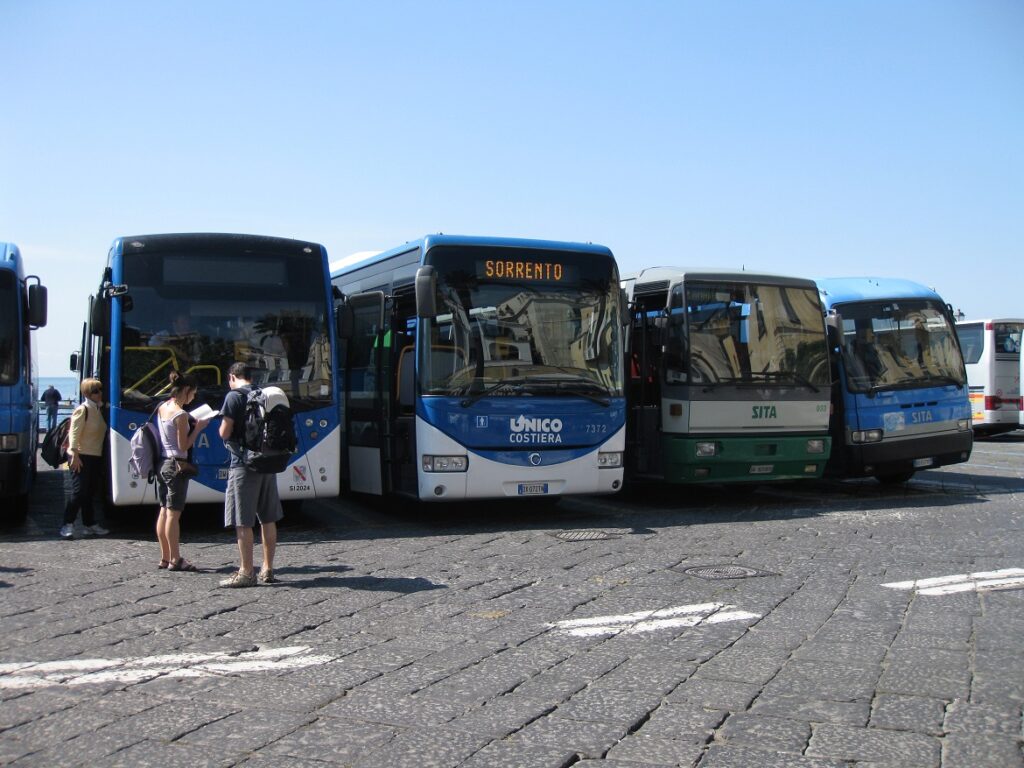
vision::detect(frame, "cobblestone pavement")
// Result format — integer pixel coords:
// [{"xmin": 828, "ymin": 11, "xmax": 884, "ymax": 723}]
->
[{"xmin": 1, "ymin": 435, "xmax": 1022, "ymax": 767}]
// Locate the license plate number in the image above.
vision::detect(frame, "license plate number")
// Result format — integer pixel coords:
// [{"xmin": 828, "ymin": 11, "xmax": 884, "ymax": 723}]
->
[
  {"xmin": 913, "ymin": 457, "xmax": 935, "ymax": 468},
  {"xmin": 749, "ymin": 464, "xmax": 774, "ymax": 475},
  {"xmin": 518, "ymin": 483, "xmax": 549, "ymax": 496}
]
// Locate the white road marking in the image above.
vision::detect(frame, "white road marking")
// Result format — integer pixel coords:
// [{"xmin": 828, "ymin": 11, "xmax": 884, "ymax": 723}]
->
[
  {"xmin": 0, "ymin": 645, "xmax": 335, "ymax": 690},
  {"xmin": 548, "ymin": 602, "xmax": 761, "ymax": 637},
  {"xmin": 882, "ymin": 568, "xmax": 1024, "ymax": 596}
]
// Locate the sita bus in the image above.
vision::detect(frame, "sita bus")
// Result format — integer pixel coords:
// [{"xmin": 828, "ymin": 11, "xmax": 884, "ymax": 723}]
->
[
  {"xmin": 330, "ymin": 235, "xmax": 626, "ymax": 501},
  {"xmin": 0, "ymin": 242, "xmax": 47, "ymax": 520},
  {"xmin": 624, "ymin": 268, "xmax": 831, "ymax": 484},
  {"xmin": 73, "ymin": 233, "xmax": 339, "ymax": 505},
  {"xmin": 818, "ymin": 278, "xmax": 972, "ymax": 483},
  {"xmin": 954, "ymin": 318, "xmax": 1022, "ymax": 436}
]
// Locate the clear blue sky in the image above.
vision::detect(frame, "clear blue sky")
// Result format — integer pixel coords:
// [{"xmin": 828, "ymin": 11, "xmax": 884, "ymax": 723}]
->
[{"xmin": 2, "ymin": 1, "xmax": 1021, "ymax": 375}]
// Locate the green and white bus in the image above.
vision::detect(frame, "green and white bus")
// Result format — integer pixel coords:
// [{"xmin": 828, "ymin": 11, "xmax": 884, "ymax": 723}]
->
[{"xmin": 624, "ymin": 268, "xmax": 831, "ymax": 483}]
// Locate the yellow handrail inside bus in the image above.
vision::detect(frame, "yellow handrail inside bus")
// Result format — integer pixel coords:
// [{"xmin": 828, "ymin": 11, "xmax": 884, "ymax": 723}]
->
[
  {"xmin": 125, "ymin": 347, "xmax": 180, "ymax": 395},
  {"xmin": 152, "ymin": 364, "xmax": 222, "ymax": 396}
]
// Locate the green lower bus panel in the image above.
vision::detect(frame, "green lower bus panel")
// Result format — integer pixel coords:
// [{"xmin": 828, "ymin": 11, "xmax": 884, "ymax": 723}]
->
[{"xmin": 661, "ymin": 434, "xmax": 832, "ymax": 484}]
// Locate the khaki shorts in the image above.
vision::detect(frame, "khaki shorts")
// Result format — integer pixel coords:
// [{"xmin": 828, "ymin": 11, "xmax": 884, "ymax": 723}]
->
[{"xmin": 224, "ymin": 467, "xmax": 283, "ymax": 528}]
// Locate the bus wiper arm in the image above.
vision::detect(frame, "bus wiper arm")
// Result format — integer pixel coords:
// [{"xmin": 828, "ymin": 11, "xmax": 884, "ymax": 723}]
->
[
  {"xmin": 754, "ymin": 371, "xmax": 821, "ymax": 393},
  {"xmin": 525, "ymin": 376, "xmax": 613, "ymax": 407},
  {"xmin": 459, "ymin": 377, "xmax": 526, "ymax": 408}
]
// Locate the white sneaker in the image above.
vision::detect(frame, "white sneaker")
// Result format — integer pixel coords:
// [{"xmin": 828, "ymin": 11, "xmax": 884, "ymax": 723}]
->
[
  {"xmin": 82, "ymin": 524, "xmax": 109, "ymax": 536},
  {"xmin": 59, "ymin": 524, "xmax": 74, "ymax": 539}
]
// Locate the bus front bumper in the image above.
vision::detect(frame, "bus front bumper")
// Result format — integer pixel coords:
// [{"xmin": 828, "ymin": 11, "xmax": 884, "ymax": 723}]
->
[
  {"xmin": 830, "ymin": 429, "xmax": 973, "ymax": 479},
  {"xmin": 661, "ymin": 434, "xmax": 831, "ymax": 484}
]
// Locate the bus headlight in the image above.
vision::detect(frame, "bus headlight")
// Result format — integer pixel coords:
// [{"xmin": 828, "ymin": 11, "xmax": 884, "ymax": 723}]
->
[
  {"xmin": 957, "ymin": 419, "xmax": 971, "ymax": 431},
  {"xmin": 696, "ymin": 442, "xmax": 718, "ymax": 457},
  {"xmin": 598, "ymin": 452, "xmax": 622, "ymax": 468},
  {"xmin": 851, "ymin": 429, "xmax": 883, "ymax": 444},
  {"xmin": 0, "ymin": 434, "xmax": 19, "ymax": 451},
  {"xmin": 806, "ymin": 439, "xmax": 825, "ymax": 454},
  {"xmin": 422, "ymin": 455, "xmax": 468, "ymax": 473}
]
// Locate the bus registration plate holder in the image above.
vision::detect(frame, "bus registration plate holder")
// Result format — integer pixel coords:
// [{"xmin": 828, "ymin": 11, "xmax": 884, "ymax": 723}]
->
[
  {"xmin": 913, "ymin": 457, "xmax": 935, "ymax": 468},
  {"xmin": 518, "ymin": 483, "xmax": 549, "ymax": 496}
]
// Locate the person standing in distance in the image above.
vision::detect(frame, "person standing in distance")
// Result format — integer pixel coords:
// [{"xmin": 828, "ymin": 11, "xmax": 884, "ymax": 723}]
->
[
  {"xmin": 60, "ymin": 378, "xmax": 109, "ymax": 539},
  {"xmin": 42, "ymin": 384, "xmax": 62, "ymax": 432},
  {"xmin": 218, "ymin": 362, "xmax": 281, "ymax": 587}
]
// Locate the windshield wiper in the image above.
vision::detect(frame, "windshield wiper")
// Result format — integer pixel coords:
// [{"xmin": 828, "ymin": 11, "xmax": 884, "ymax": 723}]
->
[
  {"xmin": 866, "ymin": 379, "xmax": 928, "ymax": 397},
  {"xmin": 752, "ymin": 371, "xmax": 821, "ymax": 393},
  {"xmin": 523, "ymin": 375, "xmax": 613, "ymax": 407},
  {"xmin": 922, "ymin": 374, "xmax": 965, "ymax": 388},
  {"xmin": 459, "ymin": 377, "xmax": 526, "ymax": 408}
]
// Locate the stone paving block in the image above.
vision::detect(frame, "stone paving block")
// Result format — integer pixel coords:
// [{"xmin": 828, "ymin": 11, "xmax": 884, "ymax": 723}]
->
[
  {"xmin": 869, "ymin": 693, "xmax": 946, "ymax": 735},
  {"xmin": 806, "ymin": 723, "xmax": 940, "ymax": 766},
  {"xmin": 943, "ymin": 699, "xmax": 1023, "ymax": 737},
  {"xmin": 697, "ymin": 743, "xmax": 848, "ymax": 768},
  {"xmin": 876, "ymin": 662, "xmax": 970, "ymax": 700},
  {"xmin": 762, "ymin": 658, "xmax": 879, "ymax": 700},
  {"xmin": 665, "ymin": 678, "xmax": 761, "ymax": 711},
  {"xmin": 606, "ymin": 734, "xmax": 707, "ymax": 765},
  {"xmin": 103, "ymin": 739, "xmax": 246, "ymax": 768},
  {"xmin": 450, "ymin": 694, "xmax": 558, "ymax": 739},
  {"xmin": 260, "ymin": 717, "xmax": 395, "ymax": 763},
  {"xmin": 318, "ymin": 691, "xmax": 466, "ymax": 727},
  {"xmin": 176, "ymin": 709, "xmax": 316, "ymax": 751},
  {"xmin": 351, "ymin": 725, "xmax": 491, "ymax": 768},
  {"xmin": 791, "ymin": 639, "xmax": 888, "ymax": 666},
  {"xmin": 749, "ymin": 693, "xmax": 871, "ymax": 726},
  {"xmin": 513, "ymin": 714, "xmax": 631, "ymax": 759},
  {"xmin": 637, "ymin": 701, "xmax": 726, "ymax": 742},
  {"xmin": 458, "ymin": 739, "xmax": 579, "ymax": 768},
  {"xmin": 941, "ymin": 734, "xmax": 1024, "ymax": 768},
  {"xmin": 555, "ymin": 687, "xmax": 663, "ymax": 727},
  {"xmin": 715, "ymin": 712, "xmax": 811, "ymax": 753}
]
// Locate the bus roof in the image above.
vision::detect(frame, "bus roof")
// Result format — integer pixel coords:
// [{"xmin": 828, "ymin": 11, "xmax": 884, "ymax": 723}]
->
[
  {"xmin": 955, "ymin": 317, "xmax": 1024, "ymax": 325},
  {"xmin": 110, "ymin": 233, "xmax": 325, "ymax": 259},
  {"xmin": 330, "ymin": 234, "xmax": 614, "ymax": 278},
  {"xmin": 623, "ymin": 266, "xmax": 817, "ymax": 297},
  {"xmin": 0, "ymin": 242, "xmax": 24, "ymax": 277},
  {"xmin": 817, "ymin": 277, "xmax": 944, "ymax": 310}
]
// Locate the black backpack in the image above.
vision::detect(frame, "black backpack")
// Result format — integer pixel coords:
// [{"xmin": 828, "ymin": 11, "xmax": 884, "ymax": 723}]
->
[
  {"xmin": 240, "ymin": 386, "xmax": 296, "ymax": 473},
  {"xmin": 40, "ymin": 413, "xmax": 76, "ymax": 468}
]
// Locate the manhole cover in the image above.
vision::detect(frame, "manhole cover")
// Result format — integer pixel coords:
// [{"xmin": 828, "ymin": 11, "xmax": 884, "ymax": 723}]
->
[
  {"xmin": 681, "ymin": 565, "xmax": 775, "ymax": 580},
  {"xmin": 552, "ymin": 530, "xmax": 615, "ymax": 541}
]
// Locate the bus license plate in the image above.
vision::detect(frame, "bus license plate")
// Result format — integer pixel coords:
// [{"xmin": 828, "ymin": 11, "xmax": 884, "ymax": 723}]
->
[
  {"xmin": 749, "ymin": 464, "xmax": 774, "ymax": 475},
  {"xmin": 913, "ymin": 458, "xmax": 935, "ymax": 468},
  {"xmin": 518, "ymin": 483, "xmax": 549, "ymax": 496}
]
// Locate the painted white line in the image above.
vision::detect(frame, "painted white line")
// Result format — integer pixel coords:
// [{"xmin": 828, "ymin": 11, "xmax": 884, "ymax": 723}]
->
[
  {"xmin": 0, "ymin": 646, "xmax": 335, "ymax": 690},
  {"xmin": 547, "ymin": 602, "xmax": 760, "ymax": 638},
  {"xmin": 882, "ymin": 568, "xmax": 1024, "ymax": 596}
]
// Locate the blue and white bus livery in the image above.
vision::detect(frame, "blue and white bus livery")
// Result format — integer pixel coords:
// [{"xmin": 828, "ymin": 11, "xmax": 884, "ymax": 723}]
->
[
  {"xmin": 0, "ymin": 242, "xmax": 47, "ymax": 520},
  {"xmin": 331, "ymin": 235, "xmax": 626, "ymax": 501},
  {"xmin": 74, "ymin": 233, "xmax": 339, "ymax": 505},
  {"xmin": 819, "ymin": 277, "xmax": 972, "ymax": 483}
]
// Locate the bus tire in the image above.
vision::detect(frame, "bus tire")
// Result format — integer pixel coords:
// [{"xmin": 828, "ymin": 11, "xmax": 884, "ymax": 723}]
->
[
  {"xmin": 874, "ymin": 471, "xmax": 915, "ymax": 484},
  {"xmin": 9, "ymin": 493, "xmax": 29, "ymax": 525}
]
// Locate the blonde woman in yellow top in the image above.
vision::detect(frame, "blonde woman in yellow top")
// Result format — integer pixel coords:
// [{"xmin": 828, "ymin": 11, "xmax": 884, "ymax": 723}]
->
[{"xmin": 60, "ymin": 378, "xmax": 110, "ymax": 539}]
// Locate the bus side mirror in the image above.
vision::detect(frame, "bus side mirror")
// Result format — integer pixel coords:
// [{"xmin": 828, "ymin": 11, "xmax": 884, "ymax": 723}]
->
[
  {"xmin": 653, "ymin": 315, "xmax": 668, "ymax": 346},
  {"xmin": 89, "ymin": 297, "xmax": 109, "ymax": 336},
  {"xmin": 70, "ymin": 352, "xmax": 80, "ymax": 372},
  {"xmin": 336, "ymin": 303, "xmax": 354, "ymax": 340},
  {"xmin": 416, "ymin": 266, "xmax": 437, "ymax": 319},
  {"xmin": 620, "ymin": 289, "xmax": 630, "ymax": 327},
  {"xmin": 826, "ymin": 325, "xmax": 841, "ymax": 350},
  {"xmin": 27, "ymin": 282, "xmax": 48, "ymax": 328}
]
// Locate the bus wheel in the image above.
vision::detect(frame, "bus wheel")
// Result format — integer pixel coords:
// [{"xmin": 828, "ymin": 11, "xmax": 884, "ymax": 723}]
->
[
  {"xmin": 874, "ymin": 471, "xmax": 915, "ymax": 484},
  {"xmin": 9, "ymin": 493, "xmax": 29, "ymax": 525}
]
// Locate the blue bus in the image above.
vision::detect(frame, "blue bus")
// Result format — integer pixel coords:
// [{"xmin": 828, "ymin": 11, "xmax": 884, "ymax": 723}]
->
[
  {"xmin": 331, "ymin": 235, "xmax": 626, "ymax": 501},
  {"xmin": 818, "ymin": 277, "xmax": 972, "ymax": 483},
  {"xmin": 0, "ymin": 242, "xmax": 47, "ymax": 520},
  {"xmin": 73, "ymin": 233, "xmax": 339, "ymax": 505}
]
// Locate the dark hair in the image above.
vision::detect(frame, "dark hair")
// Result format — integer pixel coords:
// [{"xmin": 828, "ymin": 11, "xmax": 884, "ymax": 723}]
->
[
  {"xmin": 228, "ymin": 362, "xmax": 252, "ymax": 381},
  {"xmin": 167, "ymin": 370, "xmax": 198, "ymax": 397}
]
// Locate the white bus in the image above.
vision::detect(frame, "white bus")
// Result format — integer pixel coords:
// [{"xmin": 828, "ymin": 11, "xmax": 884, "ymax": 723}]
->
[{"xmin": 955, "ymin": 318, "xmax": 1022, "ymax": 435}]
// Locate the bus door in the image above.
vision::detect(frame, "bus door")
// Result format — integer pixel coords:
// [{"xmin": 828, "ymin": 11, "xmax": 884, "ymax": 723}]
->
[
  {"xmin": 627, "ymin": 300, "xmax": 663, "ymax": 477},
  {"xmin": 388, "ymin": 293, "xmax": 419, "ymax": 497},
  {"xmin": 341, "ymin": 292, "xmax": 387, "ymax": 495}
]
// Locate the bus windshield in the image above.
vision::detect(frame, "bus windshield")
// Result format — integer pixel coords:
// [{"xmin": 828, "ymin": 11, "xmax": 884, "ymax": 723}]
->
[
  {"xmin": 838, "ymin": 300, "xmax": 966, "ymax": 392},
  {"xmin": 119, "ymin": 249, "xmax": 332, "ymax": 411},
  {"xmin": 0, "ymin": 271, "xmax": 18, "ymax": 384},
  {"xmin": 421, "ymin": 247, "xmax": 623, "ymax": 399},
  {"xmin": 666, "ymin": 281, "xmax": 829, "ymax": 389}
]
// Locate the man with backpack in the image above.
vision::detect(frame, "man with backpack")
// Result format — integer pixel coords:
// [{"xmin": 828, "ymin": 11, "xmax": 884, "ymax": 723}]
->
[{"xmin": 217, "ymin": 362, "xmax": 285, "ymax": 587}]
